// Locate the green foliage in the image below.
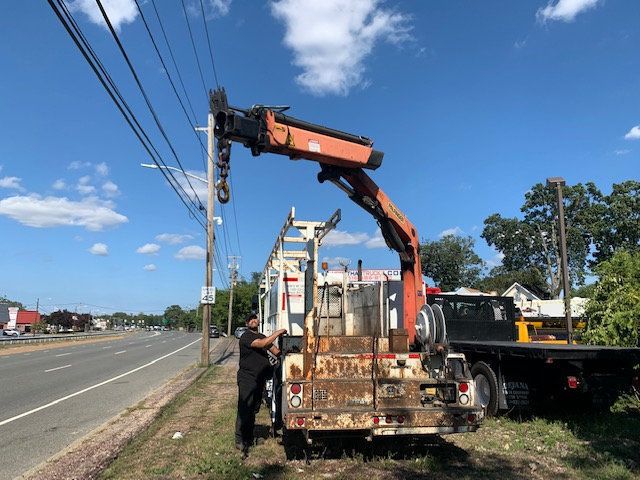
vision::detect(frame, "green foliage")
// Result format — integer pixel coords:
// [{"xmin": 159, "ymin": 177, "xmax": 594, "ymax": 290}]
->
[
  {"xmin": 211, "ymin": 274, "xmax": 260, "ymax": 333},
  {"xmin": 573, "ymin": 282, "xmax": 597, "ymax": 299},
  {"xmin": 582, "ymin": 251, "xmax": 640, "ymax": 347},
  {"xmin": 482, "ymin": 182, "xmax": 600, "ymax": 298},
  {"xmin": 420, "ymin": 235, "xmax": 484, "ymax": 291},
  {"xmin": 610, "ymin": 392, "xmax": 640, "ymax": 415},
  {"xmin": 474, "ymin": 266, "xmax": 548, "ymax": 296},
  {"xmin": 591, "ymin": 180, "xmax": 640, "ymax": 264},
  {"xmin": 0, "ymin": 296, "xmax": 25, "ymax": 309}
]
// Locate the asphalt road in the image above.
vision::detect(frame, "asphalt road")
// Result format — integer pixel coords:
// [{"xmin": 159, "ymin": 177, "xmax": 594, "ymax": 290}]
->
[{"xmin": 0, "ymin": 331, "xmax": 216, "ymax": 480}]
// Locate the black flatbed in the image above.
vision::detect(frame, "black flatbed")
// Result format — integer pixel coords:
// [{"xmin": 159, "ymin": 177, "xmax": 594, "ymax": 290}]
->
[{"xmin": 450, "ymin": 340, "xmax": 640, "ymax": 363}]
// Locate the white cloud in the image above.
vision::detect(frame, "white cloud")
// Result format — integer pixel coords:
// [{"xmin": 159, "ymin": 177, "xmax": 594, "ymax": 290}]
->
[
  {"xmin": 614, "ymin": 149, "xmax": 631, "ymax": 156},
  {"xmin": 270, "ymin": 0, "xmax": 412, "ymax": 95},
  {"xmin": 0, "ymin": 176, "xmax": 25, "ymax": 191},
  {"xmin": 169, "ymin": 169, "xmax": 208, "ymax": 205},
  {"xmin": 76, "ymin": 175, "xmax": 96, "ymax": 195},
  {"xmin": 365, "ymin": 228, "xmax": 386, "ymax": 249},
  {"xmin": 536, "ymin": 0, "xmax": 601, "ymax": 23},
  {"xmin": 155, "ymin": 233, "xmax": 194, "ymax": 245},
  {"xmin": 323, "ymin": 229, "xmax": 370, "ymax": 247},
  {"xmin": 438, "ymin": 226, "xmax": 464, "ymax": 238},
  {"xmin": 52, "ymin": 179, "xmax": 66, "ymax": 190},
  {"xmin": 175, "ymin": 245, "xmax": 206, "ymax": 260},
  {"xmin": 0, "ymin": 195, "xmax": 128, "ymax": 231},
  {"xmin": 143, "ymin": 264, "xmax": 157, "ymax": 271},
  {"xmin": 67, "ymin": 161, "xmax": 91, "ymax": 170},
  {"xmin": 136, "ymin": 243, "xmax": 161, "ymax": 255},
  {"xmin": 486, "ymin": 249, "xmax": 505, "ymax": 269},
  {"xmin": 89, "ymin": 243, "xmax": 109, "ymax": 256},
  {"xmin": 321, "ymin": 256, "xmax": 352, "ymax": 269},
  {"xmin": 102, "ymin": 180, "xmax": 120, "ymax": 197},
  {"xmin": 624, "ymin": 125, "xmax": 640, "ymax": 140},
  {"xmin": 95, "ymin": 162, "xmax": 109, "ymax": 176},
  {"xmin": 68, "ymin": 0, "xmax": 138, "ymax": 31}
]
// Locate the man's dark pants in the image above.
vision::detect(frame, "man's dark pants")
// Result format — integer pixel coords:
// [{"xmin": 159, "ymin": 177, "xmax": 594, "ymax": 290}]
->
[{"xmin": 235, "ymin": 372, "xmax": 264, "ymax": 448}]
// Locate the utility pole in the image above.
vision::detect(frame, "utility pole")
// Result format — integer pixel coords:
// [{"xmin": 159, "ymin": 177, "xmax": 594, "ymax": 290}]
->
[
  {"xmin": 195, "ymin": 113, "xmax": 215, "ymax": 367},
  {"xmin": 227, "ymin": 256, "xmax": 240, "ymax": 337},
  {"xmin": 547, "ymin": 177, "xmax": 573, "ymax": 345}
]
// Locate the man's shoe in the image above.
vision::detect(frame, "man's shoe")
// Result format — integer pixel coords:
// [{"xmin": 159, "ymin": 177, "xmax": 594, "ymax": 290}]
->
[
  {"xmin": 254, "ymin": 438, "xmax": 265, "ymax": 446},
  {"xmin": 235, "ymin": 442, "xmax": 244, "ymax": 451}
]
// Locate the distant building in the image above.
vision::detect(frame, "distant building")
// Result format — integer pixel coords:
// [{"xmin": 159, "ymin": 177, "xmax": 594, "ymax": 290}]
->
[
  {"xmin": 16, "ymin": 310, "xmax": 42, "ymax": 333},
  {"xmin": 502, "ymin": 282, "xmax": 587, "ymax": 318},
  {"xmin": 0, "ymin": 304, "xmax": 9, "ymax": 331}
]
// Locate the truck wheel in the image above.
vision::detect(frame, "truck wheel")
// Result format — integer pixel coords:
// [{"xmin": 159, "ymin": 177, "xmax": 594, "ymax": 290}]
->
[
  {"xmin": 471, "ymin": 361, "xmax": 499, "ymax": 416},
  {"xmin": 282, "ymin": 428, "xmax": 305, "ymax": 460}
]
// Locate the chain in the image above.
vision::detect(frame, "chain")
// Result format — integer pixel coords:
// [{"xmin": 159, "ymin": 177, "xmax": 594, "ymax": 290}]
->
[{"xmin": 216, "ymin": 138, "xmax": 231, "ymax": 203}]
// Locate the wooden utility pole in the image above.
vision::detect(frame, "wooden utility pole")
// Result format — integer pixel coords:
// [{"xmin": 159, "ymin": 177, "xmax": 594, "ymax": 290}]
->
[
  {"xmin": 227, "ymin": 256, "xmax": 240, "ymax": 337},
  {"xmin": 547, "ymin": 176, "xmax": 573, "ymax": 345},
  {"xmin": 196, "ymin": 113, "xmax": 215, "ymax": 366}
]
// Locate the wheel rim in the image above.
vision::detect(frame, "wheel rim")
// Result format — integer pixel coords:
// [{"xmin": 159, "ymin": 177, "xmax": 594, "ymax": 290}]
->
[{"xmin": 475, "ymin": 373, "xmax": 491, "ymax": 407}]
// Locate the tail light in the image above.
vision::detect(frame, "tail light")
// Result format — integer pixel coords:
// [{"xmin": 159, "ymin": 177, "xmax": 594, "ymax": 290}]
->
[
  {"xmin": 467, "ymin": 413, "xmax": 476, "ymax": 423},
  {"xmin": 296, "ymin": 417, "xmax": 305, "ymax": 427},
  {"xmin": 385, "ymin": 415, "xmax": 393, "ymax": 424},
  {"xmin": 567, "ymin": 376, "xmax": 579, "ymax": 389},
  {"xmin": 396, "ymin": 415, "xmax": 405, "ymax": 424},
  {"xmin": 372, "ymin": 416, "xmax": 380, "ymax": 425},
  {"xmin": 458, "ymin": 382, "xmax": 469, "ymax": 393},
  {"xmin": 290, "ymin": 395, "xmax": 302, "ymax": 408},
  {"xmin": 290, "ymin": 383, "xmax": 302, "ymax": 394}
]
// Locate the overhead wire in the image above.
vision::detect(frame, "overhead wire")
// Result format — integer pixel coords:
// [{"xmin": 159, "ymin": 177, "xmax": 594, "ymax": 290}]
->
[
  {"xmin": 197, "ymin": 0, "xmax": 220, "ymax": 88},
  {"xmin": 180, "ymin": 0, "xmax": 209, "ymax": 100},
  {"xmin": 48, "ymin": 0, "xmax": 206, "ymax": 229},
  {"xmin": 95, "ymin": 0, "xmax": 207, "ymax": 215}
]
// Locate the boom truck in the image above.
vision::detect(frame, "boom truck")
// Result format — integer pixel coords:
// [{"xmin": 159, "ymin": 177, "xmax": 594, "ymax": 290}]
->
[{"xmin": 211, "ymin": 88, "xmax": 483, "ymax": 448}]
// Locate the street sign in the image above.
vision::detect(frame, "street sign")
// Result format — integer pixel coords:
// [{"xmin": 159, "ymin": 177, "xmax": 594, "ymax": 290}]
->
[{"xmin": 200, "ymin": 286, "xmax": 216, "ymax": 304}]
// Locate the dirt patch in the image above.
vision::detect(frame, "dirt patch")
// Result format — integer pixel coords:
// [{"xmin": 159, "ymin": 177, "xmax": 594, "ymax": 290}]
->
[{"xmin": 0, "ymin": 333, "xmax": 129, "ymax": 356}]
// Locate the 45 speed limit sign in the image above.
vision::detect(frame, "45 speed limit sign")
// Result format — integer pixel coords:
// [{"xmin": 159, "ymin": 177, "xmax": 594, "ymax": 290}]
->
[{"xmin": 200, "ymin": 286, "xmax": 216, "ymax": 304}]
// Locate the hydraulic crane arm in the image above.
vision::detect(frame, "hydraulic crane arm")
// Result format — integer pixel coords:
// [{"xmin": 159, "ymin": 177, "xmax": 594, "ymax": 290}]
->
[{"xmin": 211, "ymin": 88, "xmax": 424, "ymax": 343}]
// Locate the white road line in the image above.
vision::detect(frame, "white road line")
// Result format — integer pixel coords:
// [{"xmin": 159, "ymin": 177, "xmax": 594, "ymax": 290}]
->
[
  {"xmin": 0, "ymin": 337, "xmax": 201, "ymax": 428},
  {"xmin": 114, "ymin": 350, "xmax": 126, "ymax": 355},
  {"xmin": 55, "ymin": 353, "xmax": 72, "ymax": 357},
  {"xmin": 162, "ymin": 341, "xmax": 166, "ymax": 343},
  {"xmin": 44, "ymin": 364, "xmax": 72, "ymax": 373},
  {"xmin": 23, "ymin": 353, "xmax": 31, "ymax": 356},
  {"xmin": 145, "ymin": 345, "xmax": 151, "ymax": 348},
  {"xmin": 102, "ymin": 346, "xmax": 112, "ymax": 349}
]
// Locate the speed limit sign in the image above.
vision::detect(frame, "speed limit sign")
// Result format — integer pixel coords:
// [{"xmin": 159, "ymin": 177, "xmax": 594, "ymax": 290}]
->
[{"xmin": 200, "ymin": 286, "xmax": 216, "ymax": 304}]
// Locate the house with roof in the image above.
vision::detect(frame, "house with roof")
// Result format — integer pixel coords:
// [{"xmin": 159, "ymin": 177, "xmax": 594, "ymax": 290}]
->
[
  {"xmin": 0, "ymin": 304, "xmax": 9, "ymax": 331},
  {"xmin": 16, "ymin": 310, "xmax": 42, "ymax": 333},
  {"xmin": 502, "ymin": 282, "xmax": 587, "ymax": 318}
]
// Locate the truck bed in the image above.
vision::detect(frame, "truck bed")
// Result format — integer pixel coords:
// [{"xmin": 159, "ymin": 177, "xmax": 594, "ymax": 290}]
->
[{"xmin": 450, "ymin": 340, "xmax": 640, "ymax": 363}]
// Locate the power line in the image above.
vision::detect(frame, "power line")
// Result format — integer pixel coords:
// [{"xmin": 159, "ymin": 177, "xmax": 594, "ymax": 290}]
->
[
  {"xmin": 95, "ymin": 0, "xmax": 207, "ymax": 214},
  {"xmin": 197, "ymin": 0, "xmax": 220, "ymax": 88},
  {"xmin": 149, "ymin": 0, "xmax": 199, "ymax": 124},
  {"xmin": 180, "ymin": 0, "xmax": 209, "ymax": 100},
  {"xmin": 48, "ymin": 0, "xmax": 206, "ymax": 229}
]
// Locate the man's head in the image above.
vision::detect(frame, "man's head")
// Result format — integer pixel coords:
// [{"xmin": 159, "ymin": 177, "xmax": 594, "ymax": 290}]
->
[{"xmin": 245, "ymin": 313, "xmax": 259, "ymax": 331}]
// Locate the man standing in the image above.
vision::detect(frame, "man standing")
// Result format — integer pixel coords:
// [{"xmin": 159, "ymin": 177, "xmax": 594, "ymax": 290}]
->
[{"xmin": 235, "ymin": 313, "xmax": 286, "ymax": 455}]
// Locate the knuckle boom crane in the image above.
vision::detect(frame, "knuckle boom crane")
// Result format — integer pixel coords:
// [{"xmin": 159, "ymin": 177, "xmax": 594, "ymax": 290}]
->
[
  {"xmin": 211, "ymin": 87, "xmax": 482, "ymax": 443},
  {"xmin": 211, "ymin": 87, "xmax": 422, "ymax": 345}
]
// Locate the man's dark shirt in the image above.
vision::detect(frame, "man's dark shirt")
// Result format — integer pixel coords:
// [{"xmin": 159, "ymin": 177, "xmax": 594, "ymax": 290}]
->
[{"xmin": 238, "ymin": 329, "xmax": 271, "ymax": 381}]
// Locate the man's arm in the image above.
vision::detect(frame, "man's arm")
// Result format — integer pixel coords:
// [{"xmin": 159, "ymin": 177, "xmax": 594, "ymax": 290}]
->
[
  {"xmin": 268, "ymin": 345, "xmax": 281, "ymax": 357},
  {"xmin": 250, "ymin": 328, "xmax": 287, "ymax": 350}
]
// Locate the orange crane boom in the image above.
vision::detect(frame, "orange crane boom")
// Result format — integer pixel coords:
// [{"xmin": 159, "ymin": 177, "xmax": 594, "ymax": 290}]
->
[{"xmin": 211, "ymin": 87, "xmax": 424, "ymax": 343}]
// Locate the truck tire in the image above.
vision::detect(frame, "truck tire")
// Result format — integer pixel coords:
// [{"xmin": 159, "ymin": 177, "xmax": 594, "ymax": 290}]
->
[
  {"xmin": 282, "ymin": 428, "xmax": 306, "ymax": 460},
  {"xmin": 471, "ymin": 361, "xmax": 499, "ymax": 417}
]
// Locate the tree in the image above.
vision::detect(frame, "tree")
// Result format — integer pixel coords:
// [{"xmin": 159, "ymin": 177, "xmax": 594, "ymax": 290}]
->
[
  {"xmin": 482, "ymin": 182, "xmax": 600, "ymax": 298},
  {"xmin": 582, "ymin": 251, "xmax": 640, "ymax": 347},
  {"xmin": 474, "ymin": 266, "xmax": 548, "ymax": 297},
  {"xmin": 420, "ymin": 235, "xmax": 484, "ymax": 291},
  {"xmin": 591, "ymin": 180, "xmax": 640, "ymax": 264},
  {"xmin": 0, "ymin": 296, "xmax": 25, "ymax": 309}
]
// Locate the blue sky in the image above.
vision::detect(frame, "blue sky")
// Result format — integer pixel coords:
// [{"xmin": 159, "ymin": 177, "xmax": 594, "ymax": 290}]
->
[{"xmin": 1, "ymin": 0, "xmax": 638, "ymax": 315}]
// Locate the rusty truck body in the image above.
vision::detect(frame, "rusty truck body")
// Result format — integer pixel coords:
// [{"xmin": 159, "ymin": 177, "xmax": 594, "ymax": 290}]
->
[{"xmin": 259, "ymin": 209, "xmax": 483, "ymax": 445}]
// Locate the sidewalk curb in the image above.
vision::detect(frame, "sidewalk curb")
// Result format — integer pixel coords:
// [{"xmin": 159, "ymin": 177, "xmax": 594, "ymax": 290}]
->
[{"xmin": 21, "ymin": 338, "xmax": 233, "ymax": 480}]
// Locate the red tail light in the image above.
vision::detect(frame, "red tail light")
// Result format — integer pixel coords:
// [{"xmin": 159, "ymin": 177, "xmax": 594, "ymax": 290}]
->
[
  {"xmin": 290, "ymin": 383, "xmax": 302, "ymax": 394},
  {"xmin": 458, "ymin": 382, "xmax": 469, "ymax": 393},
  {"xmin": 467, "ymin": 413, "xmax": 476, "ymax": 423},
  {"xmin": 296, "ymin": 417, "xmax": 305, "ymax": 426},
  {"xmin": 372, "ymin": 416, "xmax": 380, "ymax": 425},
  {"xmin": 385, "ymin": 415, "xmax": 393, "ymax": 424},
  {"xmin": 397, "ymin": 415, "xmax": 405, "ymax": 424},
  {"xmin": 567, "ymin": 376, "xmax": 579, "ymax": 389}
]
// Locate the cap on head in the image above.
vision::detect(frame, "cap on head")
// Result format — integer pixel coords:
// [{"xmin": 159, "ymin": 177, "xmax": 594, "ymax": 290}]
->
[{"xmin": 245, "ymin": 313, "xmax": 258, "ymax": 324}]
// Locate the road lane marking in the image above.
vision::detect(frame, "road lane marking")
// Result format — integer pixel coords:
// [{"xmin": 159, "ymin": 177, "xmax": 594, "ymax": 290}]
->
[
  {"xmin": 162, "ymin": 341, "xmax": 166, "ymax": 343},
  {"xmin": 114, "ymin": 350, "xmax": 126, "ymax": 355},
  {"xmin": 145, "ymin": 345, "xmax": 151, "ymax": 348},
  {"xmin": 24, "ymin": 353, "xmax": 31, "ymax": 356},
  {"xmin": 102, "ymin": 346, "xmax": 112, "ymax": 349},
  {"xmin": 55, "ymin": 353, "xmax": 72, "ymax": 357},
  {"xmin": 44, "ymin": 364, "xmax": 72, "ymax": 373},
  {"xmin": 0, "ymin": 337, "xmax": 201, "ymax": 428}
]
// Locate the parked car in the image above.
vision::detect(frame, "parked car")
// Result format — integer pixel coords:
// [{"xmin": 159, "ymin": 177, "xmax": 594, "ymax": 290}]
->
[
  {"xmin": 2, "ymin": 329, "xmax": 21, "ymax": 337},
  {"xmin": 209, "ymin": 326, "xmax": 219, "ymax": 338},
  {"xmin": 234, "ymin": 326, "xmax": 248, "ymax": 339}
]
